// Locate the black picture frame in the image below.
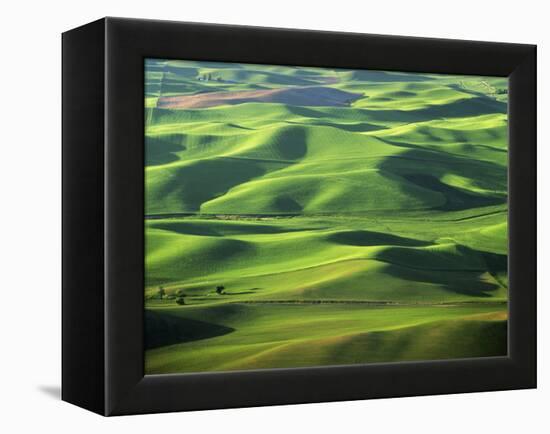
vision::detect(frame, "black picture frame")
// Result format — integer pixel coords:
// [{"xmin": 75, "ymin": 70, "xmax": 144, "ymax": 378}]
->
[{"xmin": 62, "ymin": 17, "xmax": 536, "ymax": 416}]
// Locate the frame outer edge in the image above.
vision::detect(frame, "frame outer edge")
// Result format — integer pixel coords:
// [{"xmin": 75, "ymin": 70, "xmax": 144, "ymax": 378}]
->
[
  {"xmin": 101, "ymin": 18, "xmax": 537, "ymax": 415},
  {"xmin": 62, "ymin": 18, "xmax": 107, "ymax": 415},
  {"xmin": 508, "ymin": 46, "xmax": 537, "ymax": 387}
]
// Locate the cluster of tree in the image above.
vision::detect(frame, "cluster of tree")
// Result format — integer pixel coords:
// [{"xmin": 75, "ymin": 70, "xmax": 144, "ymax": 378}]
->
[
  {"xmin": 156, "ymin": 286, "xmax": 186, "ymax": 304},
  {"xmin": 155, "ymin": 284, "xmax": 227, "ymax": 306},
  {"xmin": 197, "ymin": 73, "xmax": 223, "ymax": 82},
  {"xmin": 175, "ymin": 297, "xmax": 186, "ymax": 305}
]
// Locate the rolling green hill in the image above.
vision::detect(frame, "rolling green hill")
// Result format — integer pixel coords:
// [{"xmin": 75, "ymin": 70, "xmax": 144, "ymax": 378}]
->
[{"xmin": 144, "ymin": 59, "xmax": 508, "ymax": 374}]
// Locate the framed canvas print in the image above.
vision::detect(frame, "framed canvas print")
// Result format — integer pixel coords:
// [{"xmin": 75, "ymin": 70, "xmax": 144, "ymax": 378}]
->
[{"xmin": 62, "ymin": 17, "xmax": 536, "ymax": 416}]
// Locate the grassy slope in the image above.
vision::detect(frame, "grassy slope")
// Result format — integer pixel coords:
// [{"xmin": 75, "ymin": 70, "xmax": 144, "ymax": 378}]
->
[
  {"xmin": 145, "ymin": 303, "xmax": 506, "ymax": 373},
  {"xmin": 144, "ymin": 59, "xmax": 508, "ymax": 373}
]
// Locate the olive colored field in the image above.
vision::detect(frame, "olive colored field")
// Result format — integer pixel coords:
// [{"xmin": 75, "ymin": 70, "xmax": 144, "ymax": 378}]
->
[{"xmin": 144, "ymin": 59, "xmax": 508, "ymax": 374}]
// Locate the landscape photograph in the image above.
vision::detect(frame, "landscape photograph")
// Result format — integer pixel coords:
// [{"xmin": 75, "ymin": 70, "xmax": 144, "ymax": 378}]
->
[{"xmin": 144, "ymin": 58, "xmax": 508, "ymax": 375}]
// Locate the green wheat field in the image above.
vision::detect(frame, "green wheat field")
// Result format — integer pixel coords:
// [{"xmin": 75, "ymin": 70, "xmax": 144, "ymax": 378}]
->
[{"xmin": 144, "ymin": 59, "xmax": 508, "ymax": 374}]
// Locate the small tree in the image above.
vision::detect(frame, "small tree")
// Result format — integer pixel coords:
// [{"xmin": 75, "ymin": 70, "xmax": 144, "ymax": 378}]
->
[
  {"xmin": 158, "ymin": 286, "xmax": 166, "ymax": 299},
  {"xmin": 176, "ymin": 296, "xmax": 186, "ymax": 305},
  {"xmin": 175, "ymin": 290, "xmax": 186, "ymax": 304},
  {"xmin": 216, "ymin": 285, "xmax": 225, "ymax": 295}
]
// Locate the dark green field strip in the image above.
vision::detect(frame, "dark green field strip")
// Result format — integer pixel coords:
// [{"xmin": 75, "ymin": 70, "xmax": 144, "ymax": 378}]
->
[
  {"xmin": 223, "ymin": 300, "xmax": 507, "ymax": 307},
  {"xmin": 146, "ymin": 299, "xmax": 507, "ymax": 308},
  {"xmin": 145, "ymin": 206, "xmax": 506, "ymax": 221}
]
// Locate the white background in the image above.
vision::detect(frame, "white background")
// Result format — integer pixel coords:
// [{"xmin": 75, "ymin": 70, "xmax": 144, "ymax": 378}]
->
[{"xmin": 0, "ymin": 0, "xmax": 546, "ymax": 432}]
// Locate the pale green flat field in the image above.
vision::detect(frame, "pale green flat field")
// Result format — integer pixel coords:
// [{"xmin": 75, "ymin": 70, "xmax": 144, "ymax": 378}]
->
[{"xmin": 144, "ymin": 59, "xmax": 508, "ymax": 374}]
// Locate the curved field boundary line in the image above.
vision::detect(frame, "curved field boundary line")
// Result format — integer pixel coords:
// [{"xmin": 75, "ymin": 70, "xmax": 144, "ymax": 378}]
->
[{"xmin": 144, "ymin": 209, "xmax": 506, "ymax": 221}]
